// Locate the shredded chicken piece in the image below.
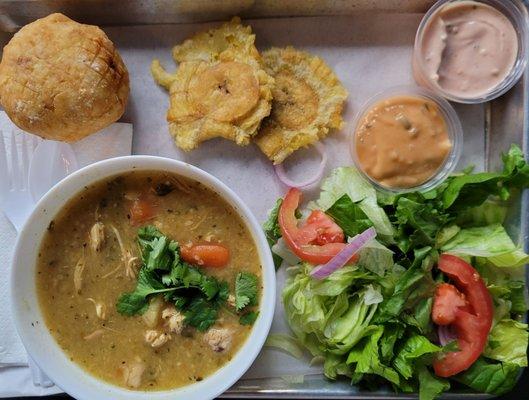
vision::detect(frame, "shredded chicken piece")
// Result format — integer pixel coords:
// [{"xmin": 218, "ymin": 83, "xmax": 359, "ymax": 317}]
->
[
  {"xmin": 150, "ymin": 359, "xmax": 163, "ymax": 380},
  {"xmin": 125, "ymin": 255, "xmax": 140, "ymax": 279},
  {"xmin": 203, "ymin": 328, "xmax": 232, "ymax": 352},
  {"xmin": 109, "ymin": 225, "xmax": 139, "ymax": 279},
  {"xmin": 120, "ymin": 358, "xmax": 145, "ymax": 389},
  {"xmin": 86, "ymin": 298, "xmax": 107, "ymax": 320},
  {"xmin": 110, "ymin": 224, "xmax": 127, "ymax": 256},
  {"xmin": 100, "ymin": 264, "xmax": 121, "ymax": 279},
  {"xmin": 83, "ymin": 329, "xmax": 104, "ymax": 340},
  {"xmin": 94, "ymin": 204, "xmax": 101, "ymax": 221},
  {"xmin": 73, "ymin": 254, "xmax": 85, "ymax": 294},
  {"xmin": 102, "ymin": 326, "xmax": 121, "ymax": 334},
  {"xmin": 203, "ymin": 233, "xmax": 216, "ymax": 242},
  {"xmin": 172, "ymin": 177, "xmax": 193, "ymax": 194},
  {"xmin": 162, "ymin": 305, "xmax": 185, "ymax": 334},
  {"xmin": 123, "ymin": 191, "xmax": 141, "ymax": 201},
  {"xmin": 144, "ymin": 330, "xmax": 172, "ymax": 348},
  {"xmin": 189, "ymin": 214, "xmax": 208, "ymax": 231},
  {"xmin": 89, "ymin": 222, "xmax": 105, "ymax": 252},
  {"xmin": 227, "ymin": 294, "xmax": 236, "ymax": 308}
]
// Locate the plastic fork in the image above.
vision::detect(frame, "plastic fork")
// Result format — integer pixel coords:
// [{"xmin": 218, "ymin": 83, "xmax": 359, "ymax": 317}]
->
[
  {"xmin": 0, "ymin": 129, "xmax": 54, "ymax": 388},
  {"xmin": 28, "ymin": 139, "xmax": 78, "ymax": 202},
  {"xmin": 0, "ymin": 130, "xmax": 37, "ymax": 231}
]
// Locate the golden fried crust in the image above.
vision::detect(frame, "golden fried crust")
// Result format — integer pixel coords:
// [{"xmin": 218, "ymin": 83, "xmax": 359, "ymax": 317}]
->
[
  {"xmin": 188, "ymin": 61, "xmax": 260, "ymax": 122},
  {"xmin": 0, "ymin": 13, "xmax": 129, "ymax": 142},
  {"xmin": 172, "ymin": 17, "xmax": 260, "ymax": 65},
  {"xmin": 151, "ymin": 17, "xmax": 274, "ymax": 151},
  {"xmin": 254, "ymin": 47, "xmax": 348, "ymax": 164}
]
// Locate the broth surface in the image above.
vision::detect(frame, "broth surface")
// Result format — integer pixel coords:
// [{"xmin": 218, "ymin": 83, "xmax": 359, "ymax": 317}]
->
[{"xmin": 36, "ymin": 171, "xmax": 262, "ymax": 390}]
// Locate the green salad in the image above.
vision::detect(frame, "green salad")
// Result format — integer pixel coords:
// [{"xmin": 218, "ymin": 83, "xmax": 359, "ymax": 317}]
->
[{"xmin": 266, "ymin": 145, "xmax": 529, "ymax": 399}]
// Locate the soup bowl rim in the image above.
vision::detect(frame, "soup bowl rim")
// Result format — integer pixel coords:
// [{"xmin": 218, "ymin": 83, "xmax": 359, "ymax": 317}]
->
[{"xmin": 10, "ymin": 155, "xmax": 276, "ymax": 400}]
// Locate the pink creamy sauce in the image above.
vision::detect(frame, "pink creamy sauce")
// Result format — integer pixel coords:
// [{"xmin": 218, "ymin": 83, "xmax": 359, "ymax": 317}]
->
[{"xmin": 418, "ymin": 1, "xmax": 518, "ymax": 99}]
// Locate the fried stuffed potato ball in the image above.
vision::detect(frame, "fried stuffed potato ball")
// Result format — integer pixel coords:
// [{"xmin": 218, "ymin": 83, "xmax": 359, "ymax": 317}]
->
[
  {"xmin": 0, "ymin": 13, "xmax": 129, "ymax": 142},
  {"xmin": 254, "ymin": 47, "xmax": 348, "ymax": 164},
  {"xmin": 151, "ymin": 17, "xmax": 274, "ymax": 151}
]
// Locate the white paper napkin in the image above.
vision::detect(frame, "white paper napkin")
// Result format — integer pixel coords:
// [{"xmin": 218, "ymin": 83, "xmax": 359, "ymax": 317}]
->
[{"xmin": 0, "ymin": 112, "xmax": 133, "ymax": 396}]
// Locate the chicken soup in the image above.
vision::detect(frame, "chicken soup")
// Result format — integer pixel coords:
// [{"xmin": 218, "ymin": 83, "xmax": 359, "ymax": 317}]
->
[{"xmin": 36, "ymin": 171, "xmax": 262, "ymax": 390}]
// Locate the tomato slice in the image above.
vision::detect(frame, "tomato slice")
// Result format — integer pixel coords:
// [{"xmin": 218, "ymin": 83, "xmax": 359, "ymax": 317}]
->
[
  {"xmin": 298, "ymin": 210, "xmax": 345, "ymax": 245},
  {"xmin": 437, "ymin": 254, "xmax": 493, "ymax": 325},
  {"xmin": 278, "ymin": 188, "xmax": 355, "ymax": 265},
  {"xmin": 181, "ymin": 243, "xmax": 230, "ymax": 268},
  {"xmin": 432, "ymin": 254, "xmax": 493, "ymax": 378},
  {"xmin": 432, "ymin": 283, "xmax": 468, "ymax": 325}
]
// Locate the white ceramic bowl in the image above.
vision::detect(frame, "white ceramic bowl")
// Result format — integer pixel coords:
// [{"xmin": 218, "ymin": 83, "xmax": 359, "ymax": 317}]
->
[{"xmin": 10, "ymin": 156, "xmax": 276, "ymax": 400}]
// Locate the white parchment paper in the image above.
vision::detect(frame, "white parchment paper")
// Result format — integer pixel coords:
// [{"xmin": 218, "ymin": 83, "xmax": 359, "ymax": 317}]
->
[{"xmin": 107, "ymin": 14, "xmax": 485, "ymax": 380}]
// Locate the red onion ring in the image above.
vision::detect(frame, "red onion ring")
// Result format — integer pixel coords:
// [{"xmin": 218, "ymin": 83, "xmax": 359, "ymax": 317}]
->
[
  {"xmin": 274, "ymin": 142, "xmax": 328, "ymax": 188},
  {"xmin": 437, "ymin": 324, "xmax": 458, "ymax": 346},
  {"xmin": 310, "ymin": 227, "xmax": 377, "ymax": 280}
]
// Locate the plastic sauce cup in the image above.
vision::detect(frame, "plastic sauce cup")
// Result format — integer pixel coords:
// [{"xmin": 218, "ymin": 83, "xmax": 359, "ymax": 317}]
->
[
  {"xmin": 412, "ymin": 0, "xmax": 528, "ymax": 104},
  {"xmin": 350, "ymin": 85, "xmax": 463, "ymax": 194}
]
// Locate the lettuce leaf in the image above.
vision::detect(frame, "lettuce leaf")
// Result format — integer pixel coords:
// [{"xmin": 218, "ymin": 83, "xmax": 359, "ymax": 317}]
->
[
  {"xmin": 455, "ymin": 358, "xmax": 521, "ymax": 395},
  {"xmin": 379, "ymin": 323, "xmax": 405, "ymax": 364},
  {"xmin": 326, "ymin": 194, "xmax": 373, "ymax": 237},
  {"xmin": 441, "ymin": 224, "xmax": 529, "ymax": 267},
  {"xmin": 322, "ymin": 288, "xmax": 380, "ymax": 355},
  {"xmin": 323, "ymin": 353, "xmax": 351, "ymax": 380},
  {"xmin": 392, "ymin": 335, "xmax": 441, "ymax": 379},
  {"xmin": 346, "ymin": 326, "xmax": 400, "ymax": 385},
  {"xmin": 311, "ymin": 265, "xmax": 376, "ymax": 296},
  {"xmin": 484, "ymin": 319, "xmax": 528, "ymax": 367},
  {"xmin": 263, "ymin": 198, "xmax": 284, "ymax": 269},
  {"xmin": 435, "ymin": 225, "xmax": 460, "ymax": 247},
  {"xmin": 455, "ymin": 198, "xmax": 508, "ymax": 227},
  {"xmin": 312, "ymin": 167, "xmax": 394, "ymax": 240},
  {"xmin": 508, "ymin": 281, "xmax": 528, "ymax": 314},
  {"xmin": 355, "ymin": 239, "xmax": 394, "ymax": 277},
  {"xmin": 401, "ymin": 297, "xmax": 434, "ymax": 335},
  {"xmin": 283, "ymin": 264, "xmax": 382, "ymax": 357},
  {"xmin": 265, "ymin": 333, "xmax": 305, "ymax": 359},
  {"xmin": 394, "ymin": 196, "xmax": 450, "ymax": 253},
  {"xmin": 374, "ymin": 248, "xmax": 436, "ymax": 324},
  {"xmin": 364, "ymin": 284, "xmax": 384, "ymax": 305},
  {"xmin": 473, "ymin": 260, "xmax": 527, "ymax": 314},
  {"xmin": 443, "ymin": 144, "xmax": 529, "ymax": 209},
  {"xmin": 417, "ymin": 364, "xmax": 450, "ymax": 400},
  {"xmin": 282, "ymin": 264, "xmax": 330, "ymax": 356}
]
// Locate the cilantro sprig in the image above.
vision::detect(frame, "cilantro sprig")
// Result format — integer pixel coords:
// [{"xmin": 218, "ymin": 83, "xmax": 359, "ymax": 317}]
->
[
  {"xmin": 116, "ymin": 226, "xmax": 259, "ymax": 331},
  {"xmin": 235, "ymin": 272, "xmax": 258, "ymax": 311}
]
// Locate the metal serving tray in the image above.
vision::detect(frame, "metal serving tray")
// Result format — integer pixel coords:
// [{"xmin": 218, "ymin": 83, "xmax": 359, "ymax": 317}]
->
[{"xmin": 0, "ymin": 0, "xmax": 527, "ymax": 398}]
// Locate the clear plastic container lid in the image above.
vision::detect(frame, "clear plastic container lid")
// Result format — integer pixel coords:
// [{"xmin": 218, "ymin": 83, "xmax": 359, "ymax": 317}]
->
[
  {"xmin": 349, "ymin": 85, "xmax": 463, "ymax": 194},
  {"xmin": 412, "ymin": 0, "xmax": 528, "ymax": 104}
]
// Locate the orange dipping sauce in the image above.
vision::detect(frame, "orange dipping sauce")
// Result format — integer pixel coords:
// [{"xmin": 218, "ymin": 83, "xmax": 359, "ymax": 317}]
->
[{"xmin": 354, "ymin": 95, "xmax": 452, "ymax": 189}]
